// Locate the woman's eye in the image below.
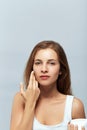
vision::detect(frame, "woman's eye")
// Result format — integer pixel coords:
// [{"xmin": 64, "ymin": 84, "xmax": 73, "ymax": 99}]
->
[
  {"xmin": 34, "ymin": 62, "xmax": 41, "ymax": 65},
  {"xmin": 50, "ymin": 62, "xmax": 55, "ymax": 65}
]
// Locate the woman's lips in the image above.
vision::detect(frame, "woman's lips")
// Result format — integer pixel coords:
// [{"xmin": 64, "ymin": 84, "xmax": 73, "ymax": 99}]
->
[{"xmin": 40, "ymin": 75, "xmax": 50, "ymax": 80}]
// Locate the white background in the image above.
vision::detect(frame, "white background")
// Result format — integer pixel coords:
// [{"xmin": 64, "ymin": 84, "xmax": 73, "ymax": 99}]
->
[{"xmin": 0, "ymin": 0, "xmax": 87, "ymax": 130}]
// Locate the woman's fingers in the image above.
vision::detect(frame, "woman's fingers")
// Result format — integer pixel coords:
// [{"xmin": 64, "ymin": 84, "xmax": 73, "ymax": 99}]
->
[
  {"xmin": 68, "ymin": 123, "xmax": 85, "ymax": 130},
  {"xmin": 74, "ymin": 125, "xmax": 78, "ymax": 130},
  {"xmin": 68, "ymin": 123, "xmax": 78, "ymax": 130},
  {"xmin": 68, "ymin": 124, "xmax": 74, "ymax": 130},
  {"xmin": 35, "ymin": 80, "xmax": 38, "ymax": 88},
  {"xmin": 28, "ymin": 71, "xmax": 34, "ymax": 89},
  {"xmin": 82, "ymin": 127, "xmax": 85, "ymax": 130},
  {"xmin": 20, "ymin": 82, "xmax": 25, "ymax": 98},
  {"xmin": 28, "ymin": 71, "xmax": 38, "ymax": 90},
  {"xmin": 20, "ymin": 71, "xmax": 40, "ymax": 103}
]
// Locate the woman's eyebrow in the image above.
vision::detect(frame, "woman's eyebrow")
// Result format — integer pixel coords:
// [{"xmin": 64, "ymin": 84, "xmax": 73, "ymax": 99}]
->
[
  {"xmin": 47, "ymin": 59, "xmax": 57, "ymax": 61},
  {"xmin": 34, "ymin": 59, "xmax": 57, "ymax": 61},
  {"xmin": 34, "ymin": 59, "xmax": 41, "ymax": 61}
]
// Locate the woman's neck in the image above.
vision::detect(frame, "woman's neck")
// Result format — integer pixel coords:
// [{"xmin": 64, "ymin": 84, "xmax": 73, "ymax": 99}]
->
[{"xmin": 39, "ymin": 84, "xmax": 60, "ymax": 99}]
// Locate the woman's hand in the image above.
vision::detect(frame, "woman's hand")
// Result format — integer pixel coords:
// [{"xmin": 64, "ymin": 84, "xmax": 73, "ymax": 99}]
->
[
  {"xmin": 68, "ymin": 123, "xmax": 85, "ymax": 130},
  {"xmin": 20, "ymin": 71, "xmax": 40, "ymax": 106}
]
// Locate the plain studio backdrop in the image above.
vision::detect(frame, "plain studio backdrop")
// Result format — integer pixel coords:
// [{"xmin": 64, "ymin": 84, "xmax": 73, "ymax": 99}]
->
[{"xmin": 0, "ymin": 0, "xmax": 87, "ymax": 130}]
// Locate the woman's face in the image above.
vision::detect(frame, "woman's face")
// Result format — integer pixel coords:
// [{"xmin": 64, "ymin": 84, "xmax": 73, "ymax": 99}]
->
[{"xmin": 33, "ymin": 48, "xmax": 61, "ymax": 87}]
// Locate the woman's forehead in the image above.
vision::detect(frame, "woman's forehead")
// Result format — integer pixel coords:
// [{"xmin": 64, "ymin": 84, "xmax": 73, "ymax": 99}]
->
[{"xmin": 34, "ymin": 48, "xmax": 58, "ymax": 60}]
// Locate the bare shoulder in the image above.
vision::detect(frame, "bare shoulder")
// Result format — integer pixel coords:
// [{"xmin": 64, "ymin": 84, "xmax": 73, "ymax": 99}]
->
[{"xmin": 72, "ymin": 96, "xmax": 86, "ymax": 118}]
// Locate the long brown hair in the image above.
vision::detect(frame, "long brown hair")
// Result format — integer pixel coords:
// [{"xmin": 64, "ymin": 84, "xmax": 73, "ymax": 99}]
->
[{"xmin": 24, "ymin": 40, "xmax": 72, "ymax": 95}]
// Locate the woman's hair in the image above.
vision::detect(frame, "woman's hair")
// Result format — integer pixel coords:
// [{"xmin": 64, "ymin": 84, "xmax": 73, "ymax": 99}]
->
[{"xmin": 23, "ymin": 40, "xmax": 72, "ymax": 95}]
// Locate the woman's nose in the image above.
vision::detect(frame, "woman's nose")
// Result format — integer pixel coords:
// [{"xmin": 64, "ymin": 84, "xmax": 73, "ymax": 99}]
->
[{"xmin": 41, "ymin": 64, "xmax": 48, "ymax": 72}]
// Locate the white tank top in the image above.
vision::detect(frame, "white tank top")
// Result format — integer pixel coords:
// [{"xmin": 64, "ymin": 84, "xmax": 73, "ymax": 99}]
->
[{"xmin": 33, "ymin": 95, "xmax": 74, "ymax": 130}]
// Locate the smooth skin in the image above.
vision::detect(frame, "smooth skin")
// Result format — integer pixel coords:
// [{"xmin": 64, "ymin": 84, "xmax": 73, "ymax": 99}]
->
[
  {"xmin": 10, "ymin": 49, "xmax": 86, "ymax": 130},
  {"xmin": 10, "ymin": 71, "xmax": 40, "ymax": 130}
]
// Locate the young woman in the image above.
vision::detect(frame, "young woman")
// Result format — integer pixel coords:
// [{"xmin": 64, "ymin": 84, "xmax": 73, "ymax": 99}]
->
[{"xmin": 10, "ymin": 41, "xmax": 86, "ymax": 130}]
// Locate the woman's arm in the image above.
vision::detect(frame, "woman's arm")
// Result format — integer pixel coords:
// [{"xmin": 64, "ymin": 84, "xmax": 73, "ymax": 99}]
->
[
  {"xmin": 10, "ymin": 71, "xmax": 40, "ymax": 130},
  {"xmin": 10, "ymin": 93, "xmax": 36, "ymax": 130}
]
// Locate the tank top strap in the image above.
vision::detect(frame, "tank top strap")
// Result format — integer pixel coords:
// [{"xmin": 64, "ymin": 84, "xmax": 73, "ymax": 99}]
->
[{"xmin": 63, "ymin": 95, "xmax": 74, "ymax": 123}]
